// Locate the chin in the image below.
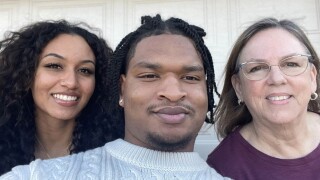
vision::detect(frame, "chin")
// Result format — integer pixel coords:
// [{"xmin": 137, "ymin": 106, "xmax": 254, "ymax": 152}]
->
[
  {"xmin": 146, "ymin": 133, "xmax": 193, "ymax": 151},
  {"xmin": 53, "ymin": 115, "xmax": 77, "ymax": 121}
]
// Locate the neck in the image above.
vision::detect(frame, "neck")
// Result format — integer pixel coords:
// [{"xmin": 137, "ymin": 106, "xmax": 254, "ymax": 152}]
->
[
  {"xmin": 241, "ymin": 112, "xmax": 320, "ymax": 159},
  {"xmin": 34, "ymin": 116, "xmax": 75, "ymax": 159},
  {"xmin": 35, "ymin": 135, "xmax": 72, "ymax": 159}
]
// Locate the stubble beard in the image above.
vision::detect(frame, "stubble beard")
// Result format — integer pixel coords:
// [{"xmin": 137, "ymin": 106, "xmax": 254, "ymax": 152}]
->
[{"xmin": 146, "ymin": 132, "xmax": 193, "ymax": 152}]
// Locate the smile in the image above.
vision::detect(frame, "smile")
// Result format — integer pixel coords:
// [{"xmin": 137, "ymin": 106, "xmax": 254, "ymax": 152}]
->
[
  {"xmin": 53, "ymin": 94, "xmax": 78, "ymax": 101},
  {"xmin": 267, "ymin": 95, "xmax": 290, "ymax": 101}
]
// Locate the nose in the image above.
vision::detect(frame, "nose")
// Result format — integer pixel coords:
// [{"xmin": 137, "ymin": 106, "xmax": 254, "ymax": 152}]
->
[
  {"xmin": 60, "ymin": 71, "xmax": 79, "ymax": 89},
  {"xmin": 157, "ymin": 75, "xmax": 187, "ymax": 102},
  {"xmin": 266, "ymin": 66, "xmax": 287, "ymax": 85}
]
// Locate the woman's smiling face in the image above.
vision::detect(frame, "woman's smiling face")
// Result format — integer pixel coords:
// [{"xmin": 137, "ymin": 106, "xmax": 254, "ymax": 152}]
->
[
  {"xmin": 32, "ymin": 34, "xmax": 96, "ymax": 122},
  {"xmin": 232, "ymin": 28, "xmax": 317, "ymax": 125}
]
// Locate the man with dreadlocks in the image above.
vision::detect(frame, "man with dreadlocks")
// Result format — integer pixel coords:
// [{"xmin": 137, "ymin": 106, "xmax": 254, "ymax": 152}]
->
[{"xmin": 1, "ymin": 14, "xmax": 229, "ymax": 180}]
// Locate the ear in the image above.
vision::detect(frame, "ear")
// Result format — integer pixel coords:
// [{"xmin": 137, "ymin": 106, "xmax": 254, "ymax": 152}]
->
[
  {"xmin": 119, "ymin": 75, "xmax": 126, "ymax": 107},
  {"xmin": 310, "ymin": 64, "xmax": 318, "ymax": 92},
  {"xmin": 231, "ymin": 74, "xmax": 243, "ymax": 100}
]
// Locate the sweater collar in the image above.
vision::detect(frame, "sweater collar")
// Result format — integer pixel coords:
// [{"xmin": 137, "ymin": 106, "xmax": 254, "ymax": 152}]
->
[{"xmin": 105, "ymin": 139, "xmax": 208, "ymax": 171}]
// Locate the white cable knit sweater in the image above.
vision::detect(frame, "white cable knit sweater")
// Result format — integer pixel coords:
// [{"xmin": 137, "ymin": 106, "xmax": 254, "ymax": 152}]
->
[{"xmin": 1, "ymin": 139, "xmax": 229, "ymax": 180}]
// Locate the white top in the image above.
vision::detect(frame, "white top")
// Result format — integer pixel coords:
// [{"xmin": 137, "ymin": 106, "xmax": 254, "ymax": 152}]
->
[{"xmin": 1, "ymin": 139, "xmax": 229, "ymax": 180}]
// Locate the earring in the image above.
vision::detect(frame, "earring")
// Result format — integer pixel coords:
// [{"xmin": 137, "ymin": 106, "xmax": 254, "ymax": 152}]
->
[
  {"xmin": 119, "ymin": 99, "xmax": 123, "ymax": 105},
  {"xmin": 237, "ymin": 99, "xmax": 243, "ymax": 105},
  {"xmin": 311, "ymin": 92, "xmax": 318, "ymax": 100}
]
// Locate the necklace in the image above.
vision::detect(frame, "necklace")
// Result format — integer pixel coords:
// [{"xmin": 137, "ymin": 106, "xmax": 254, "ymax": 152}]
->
[{"xmin": 35, "ymin": 135, "xmax": 72, "ymax": 159}]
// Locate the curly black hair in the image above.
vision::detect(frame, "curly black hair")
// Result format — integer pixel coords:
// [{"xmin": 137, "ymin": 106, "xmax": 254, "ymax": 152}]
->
[
  {"xmin": 0, "ymin": 20, "xmax": 122, "ymax": 175},
  {"xmin": 106, "ymin": 14, "xmax": 219, "ymax": 126}
]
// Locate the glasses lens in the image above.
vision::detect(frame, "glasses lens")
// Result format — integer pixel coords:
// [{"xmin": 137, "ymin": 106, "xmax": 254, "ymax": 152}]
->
[
  {"xmin": 279, "ymin": 55, "xmax": 309, "ymax": 76},
  {"xmin": 242, "ymin": 62, "xmax": 269, "ymax": 80}
]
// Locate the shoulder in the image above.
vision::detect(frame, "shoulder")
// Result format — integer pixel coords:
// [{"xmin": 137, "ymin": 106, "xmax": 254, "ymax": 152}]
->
[
  {"xmin": 209, "ymin": 127, "xmax": 242, "ymax": 155},
  {"xmin": 206, "ymin": 127, "xmax": 245, "ymax": 167},
  {"xmin": 0, "ymin": 159, "xmax": 41, "ymax": 179},
  {"xmin": 0, "ymin": 145, "xmax": 108, "ymax": 180},
  {"xmin": 203, "ymin": 166, "xmax": 232, "ymax": 180},
  {"xmin": 0, "ymin": 156, "xmax": 73, "ymax": 179}
]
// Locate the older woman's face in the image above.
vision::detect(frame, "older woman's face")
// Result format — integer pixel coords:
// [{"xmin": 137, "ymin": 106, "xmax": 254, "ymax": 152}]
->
[{"xmin": 232, "ymin": 28, "xmax": 317, "ymax": 125}]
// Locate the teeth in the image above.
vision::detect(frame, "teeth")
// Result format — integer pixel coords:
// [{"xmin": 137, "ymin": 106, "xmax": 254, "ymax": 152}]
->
[
  {"xmin": 53, "ymin": 94, "xmax": 78, "ymax": 101},
  {"xmin": 268, "ymin": 96, "xmax": 289, "ymax": 101}
]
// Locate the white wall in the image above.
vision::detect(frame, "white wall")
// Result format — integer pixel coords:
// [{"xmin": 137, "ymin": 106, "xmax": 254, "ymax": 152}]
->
[{"xmin": 0, "ymin": 0, "xmax": 319, "ymax": 159}]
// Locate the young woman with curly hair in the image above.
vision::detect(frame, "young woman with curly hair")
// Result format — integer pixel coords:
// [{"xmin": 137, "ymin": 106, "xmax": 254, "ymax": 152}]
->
[{"xmin": 0, "ymin": 20, "xmax": 123, "ymax": 175}]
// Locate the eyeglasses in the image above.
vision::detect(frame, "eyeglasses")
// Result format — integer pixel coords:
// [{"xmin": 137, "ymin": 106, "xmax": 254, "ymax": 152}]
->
[{"xmin": 236, "ymin": 54, "xmax": 313, "ymax": 81}]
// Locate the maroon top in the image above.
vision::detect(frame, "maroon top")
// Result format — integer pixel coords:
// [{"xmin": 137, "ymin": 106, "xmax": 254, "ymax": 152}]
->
[{"xmin": 206, "ymin": 127, "xmax": 320, "ymax": 180}]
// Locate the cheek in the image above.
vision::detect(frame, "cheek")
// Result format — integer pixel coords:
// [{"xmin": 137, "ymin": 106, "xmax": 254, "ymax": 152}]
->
[
  {"xmin": 241, "ymin": 81, "xmax": 265, "ymax": 105},
  {"xmin": 32, "ymin": 74, "xmax": 51, "ymax": 93},
  {"xmin": 188, "ymin": 85, "xmax": 208, "ymax": 111},
  {"xmin": 132, "ymin": 87, "xmax": 150, "ymax": 106},
  {"xmin": 31, "ymin": 74, "xmax": 53, "ymax": 105},
  {"xmin": 81, "ymin": 78, "xmax": 95, "ymax": 96},
  {"xmin": 123, "ymin": 82, "xmax": 148, "ymax": 106},
  {"xmin": 243, "ymin": 78, "xmax": 263, "ymax": 94},
  {"xmin": 294, "ymin": 79, "xmax": 313, "ymax": 102}
]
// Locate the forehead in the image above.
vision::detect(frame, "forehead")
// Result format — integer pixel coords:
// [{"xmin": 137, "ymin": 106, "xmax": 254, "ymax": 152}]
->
[
  {"xmin": 239, "ymin": 28, "xmax": 306, "ymax": 62},
  {"xmin": 40, "ymin": 33, "xmax": 95, "ymax": 59},
  {"xmin": 45, "ymin": 34, "xmax": 84, "ymax": 46},
  {"xmin": 43, "ymin": 34, "xmax": 91, "ymax": 52},
  {"xmin": 128, "ymin": 34, "xmax": 202, "ymax": 68}
]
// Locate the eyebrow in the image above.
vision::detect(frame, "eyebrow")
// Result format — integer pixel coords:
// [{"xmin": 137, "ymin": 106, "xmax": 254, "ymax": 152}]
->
[
  {"xmin": 245, "ymin": 53, "xmax": 305, "ymax": 62},
  {"xmin": 42, "ymin": 53, "xmax": 64, "ymax": 60},
  {"xmin": 183, "ymin": 64, "xmax": 204, "ymax": 72},
  {"xmin": 132, "ymin": 61, "xmax": 204, "ymax": 72},
  {"xmin": 41, "ymin": 53, "xmax": 95, "ymax": 65},
  {"xmin": 133, "ymin": 62, "xmax": 161, "ymax": 70}
]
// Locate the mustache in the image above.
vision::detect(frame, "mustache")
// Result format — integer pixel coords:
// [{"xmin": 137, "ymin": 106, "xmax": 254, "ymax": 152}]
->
[{"xmin": 147, "ymin": 102, "xmax": 195, "ymax": 114}]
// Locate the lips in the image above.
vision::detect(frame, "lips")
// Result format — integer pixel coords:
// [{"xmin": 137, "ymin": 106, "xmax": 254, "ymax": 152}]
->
[
  {"xmin": 153, "ymin": 106, "xmax": 189, "ymax": 124},
  {"xmin": 157, "ymin": 107, "xmax": 189, "ymax": 114}
]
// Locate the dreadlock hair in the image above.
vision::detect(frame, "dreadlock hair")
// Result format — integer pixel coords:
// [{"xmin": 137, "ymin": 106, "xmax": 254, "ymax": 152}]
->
[
  {"xmin": 106, "ymin": 14, "xmax": 219, "ymax": 124},
  {"xmin": 0, "ymin": 20, "xmax": 121, "ymax": 175}
]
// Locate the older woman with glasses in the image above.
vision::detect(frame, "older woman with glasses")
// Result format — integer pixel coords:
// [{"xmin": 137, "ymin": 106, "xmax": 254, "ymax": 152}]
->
[{"xmin": 206, "ymin": 18, "xmax": 320, "ymax": 180}]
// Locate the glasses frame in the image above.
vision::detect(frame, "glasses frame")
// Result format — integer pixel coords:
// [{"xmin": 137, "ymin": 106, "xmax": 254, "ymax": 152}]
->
[{"xmin": 236, "ymin": 54, "xmax": 313, "ymax": 81}]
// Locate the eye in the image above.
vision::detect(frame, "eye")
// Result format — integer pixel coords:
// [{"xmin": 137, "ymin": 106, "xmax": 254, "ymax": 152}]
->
[
  {"xmin": 78, "ymin": 68, "xmax": 94, "ymax": 75},
  {"xmin": 249, "ymin": 66, "xmax": 262, "ymax": 73},
  {"xmin": 282, "ymin": 61, "xmax": 300, "ymax": 67},
  {"xmin": 137, "ymin": 73, "xmax": 160, "ymax": 81},
  {"xmin": 44, "ymin": 63, "xmax": 62, "ymax": 70},
  {"xmin": 182, "ymin": 75, "xmax": 200, "ymax": 81},
  {"xmin": 246, "ymin": 63, "xmax": 269, "ymax": 73}
]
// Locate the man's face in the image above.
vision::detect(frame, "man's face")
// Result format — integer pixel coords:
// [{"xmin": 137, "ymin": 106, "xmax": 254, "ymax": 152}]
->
[{"xmin": 120, "ymin": 34, "xmax": 208, "ymax": 152}]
